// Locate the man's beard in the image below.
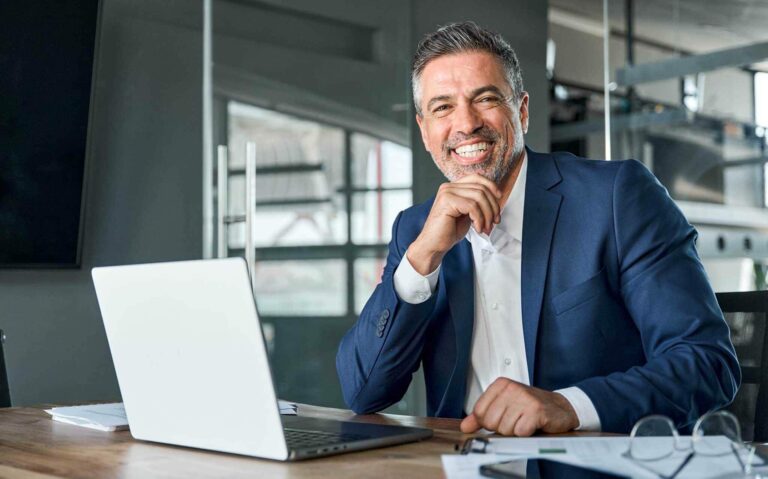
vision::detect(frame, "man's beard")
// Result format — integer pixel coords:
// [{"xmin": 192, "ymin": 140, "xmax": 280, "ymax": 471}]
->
[{"xmin": 433, "ymin": 124, "xmax": 524, "ymax": 185}]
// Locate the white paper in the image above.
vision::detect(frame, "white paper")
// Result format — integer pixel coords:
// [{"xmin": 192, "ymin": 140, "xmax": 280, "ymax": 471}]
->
[
  {"xmin": 46, "ymin": 400, "xmax": 300, "ymax": 432},
  {"xmin": 278, "ymin": 400, "xmax": 298, "ymax": 415},
  {"xmin": 442, "ymin": 436, "xmax": 768, "ymax": 479},
  {"xmin": 441, "ymin": 453, "xmax": 512, "ymax": 479},
  {"xmin": 46, "ymin": 403, "xmax": 128, "ymax": 432}
]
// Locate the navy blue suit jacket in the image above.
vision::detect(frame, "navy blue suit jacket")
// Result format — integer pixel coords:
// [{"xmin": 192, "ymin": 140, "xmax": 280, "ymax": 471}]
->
[{"xmin": 336, "ymin": 148, "xmax": 740, "ymax": 433}]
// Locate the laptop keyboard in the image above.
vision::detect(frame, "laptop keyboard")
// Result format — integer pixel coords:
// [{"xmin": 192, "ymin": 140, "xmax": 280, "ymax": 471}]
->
[{"xmin": 284, "ymin": 427, "xmax": 368, "ymax": 450}]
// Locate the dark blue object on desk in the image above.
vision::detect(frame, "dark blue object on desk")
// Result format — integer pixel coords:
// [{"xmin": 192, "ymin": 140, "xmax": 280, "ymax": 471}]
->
[{"xmin": 480, "ymin": 459, "xmax": 629, "ymax": 479}]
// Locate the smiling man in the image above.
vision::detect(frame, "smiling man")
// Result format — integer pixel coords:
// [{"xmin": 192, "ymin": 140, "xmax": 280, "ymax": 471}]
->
[{"xmin": 336, "ymin": 22, "xmax": 740, "ymax": 435}]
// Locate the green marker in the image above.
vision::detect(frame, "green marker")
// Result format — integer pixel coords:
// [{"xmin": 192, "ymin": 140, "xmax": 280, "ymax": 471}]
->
[{"xmin": 539, "ymin": 448, "xmax": 567, "ymax": 454}]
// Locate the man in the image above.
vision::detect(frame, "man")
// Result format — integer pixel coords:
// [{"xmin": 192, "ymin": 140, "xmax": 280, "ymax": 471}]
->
[{"xmin": 336, "ymin": 22, "xmax": 739, "ymax": 435}]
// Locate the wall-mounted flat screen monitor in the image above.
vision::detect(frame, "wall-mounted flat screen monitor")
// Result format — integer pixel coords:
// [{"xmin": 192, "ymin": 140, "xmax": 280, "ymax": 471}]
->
[{"xmin": 0, "ymin": 0, "xmax": 101, "ymax": 267}]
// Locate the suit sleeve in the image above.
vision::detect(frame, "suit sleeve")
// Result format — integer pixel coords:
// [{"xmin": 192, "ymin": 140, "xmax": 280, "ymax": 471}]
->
[
  {"xmin": 575, "ymin": 159, "xmax": 741, "ymax": 433},
  {"xmin": 336, "ymin": 211, "xmax": 439, "ymax": 414}
]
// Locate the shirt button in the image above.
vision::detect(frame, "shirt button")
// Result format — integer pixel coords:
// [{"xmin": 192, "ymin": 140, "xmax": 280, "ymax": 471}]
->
[
  {"xmin": 416, "ymin": 292, "xmax": 427, "ymax": 301},
  {"xmin": 504, "ymin": 358, "xmax": 512, "ymax": 366},
  {"xmin": 491, "ymin": 303, "xmax": 498, "ymax": 310}
]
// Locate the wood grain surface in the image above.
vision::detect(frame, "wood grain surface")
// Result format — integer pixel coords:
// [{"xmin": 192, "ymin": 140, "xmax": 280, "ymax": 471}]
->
[{"xmin": 0, "ymin": 403, "xmax": 614, "ymax": 479}]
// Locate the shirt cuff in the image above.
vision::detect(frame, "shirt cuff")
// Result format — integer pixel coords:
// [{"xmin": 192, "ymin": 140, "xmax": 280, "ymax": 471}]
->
[
  {"xmin": 393, "ymin": 251, "xmax": 440, "ymax": 304},
  {"xmin": 554, "ymin": 387, "xmax": 602, "ymax": 432}
]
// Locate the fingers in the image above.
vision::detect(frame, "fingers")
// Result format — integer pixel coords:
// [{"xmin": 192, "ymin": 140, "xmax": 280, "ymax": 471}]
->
[
  {"xmin": 469, "ymin": 378, "xmax": 514, "ymax": 434},
  {"xmin": 439, "ymin": 183, "xmax": 501, "ymax": 234},
  {"xmin": 472, "ymin": 378, "xmax": 515, "ymax": 420},
  {"xmin": 511, "ymin": 412, "xmax": 539, "ymax": 437},
  {"xmin": 468, "ymin": 379, "xmax": 570, "ymax": 437},
  {"xmin": 455, "ymin": 174, "xmax": 503, "ymax": 199},
  {"xmin": 452, "ymin": 192, "xmax": 495, "ymax": 234},
  {"xmin": 460, "ymin": 413, "xmax": 480, "ymax": 433},
  {"xmin": 453, "ymin": 175, "xmax": 503, "ymax": 226},
  {"xmin": 498, "ymin": 409, "xmax": 525, "ymax": 436},
  {"xmin": 459, "ymin": 184, "xmax": 501, "ymax": 225}
]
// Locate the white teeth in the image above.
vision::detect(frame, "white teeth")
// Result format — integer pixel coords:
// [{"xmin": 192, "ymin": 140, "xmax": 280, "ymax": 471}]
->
[{"xmin": 455, "ymin": 142, "xmax": 489, "ymax": 157}]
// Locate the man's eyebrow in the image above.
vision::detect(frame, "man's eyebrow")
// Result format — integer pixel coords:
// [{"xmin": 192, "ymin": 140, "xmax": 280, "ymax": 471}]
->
[
  {"xmin": 470, "ymin": 85, "xmax": 507, "ymax": 98},
  {"xmin": 426, "ymin": 94, "xmax": 453, "ymax": 111}
]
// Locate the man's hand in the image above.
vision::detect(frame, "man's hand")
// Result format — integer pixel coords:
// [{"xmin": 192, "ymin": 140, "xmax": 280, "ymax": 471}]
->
[
  {"xmin": 407, "ymin": 174, "xmax": 502, "ymax": 275},
  {"xmin": 460, "ymin": 378, "xmax": 579, "ymax": 436}
]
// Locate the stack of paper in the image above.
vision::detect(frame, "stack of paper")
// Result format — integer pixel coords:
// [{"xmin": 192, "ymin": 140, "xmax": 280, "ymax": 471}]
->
[
  {"xmin": 442, "ymin": 436, "xmax": 768, "ymax": 479},
  {"xmin": 45, "ymin": 403, "xmax": 129, "ymax": 432},
  {"xmin": 278, "ymin": 400, "xmax": 298, "ymax": 415},
  {"xmin": 45, "ymin": 400, "xmax": 299, "ymax": 432}
]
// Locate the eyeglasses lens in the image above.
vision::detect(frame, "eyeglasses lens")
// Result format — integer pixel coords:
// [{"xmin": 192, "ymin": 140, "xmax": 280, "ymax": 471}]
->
[
  {"xmin": 694, "ymin": 412, "xmax": 741, "ymax": 456},
  {"xmin": 630, "ymin": 417, "xmax": 677, "ymax": 461}
]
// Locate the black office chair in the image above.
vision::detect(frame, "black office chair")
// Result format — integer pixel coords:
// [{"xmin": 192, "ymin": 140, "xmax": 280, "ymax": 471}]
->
[
  {"xmin": 0, "ymin": 330, "xmax": 9, "ymax": 408},
  {"xmin": 716, "ymin": 291, "xmax": 768, "ymax": 442}
]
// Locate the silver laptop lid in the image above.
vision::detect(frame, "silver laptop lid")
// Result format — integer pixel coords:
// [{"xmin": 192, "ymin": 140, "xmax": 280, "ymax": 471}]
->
[{"xmin": 92, "ymin": 258, "xmax": 289, "ymax": 460}]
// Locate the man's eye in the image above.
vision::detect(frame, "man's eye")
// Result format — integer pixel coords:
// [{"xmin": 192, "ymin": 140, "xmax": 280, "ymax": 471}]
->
[
  {"xmin": 433, "ymin": 104, "xmax": 450, "ymax": 112},
  {"xmin": 478, "ymin": 96, "xmax": 500, "ymax": 103}
]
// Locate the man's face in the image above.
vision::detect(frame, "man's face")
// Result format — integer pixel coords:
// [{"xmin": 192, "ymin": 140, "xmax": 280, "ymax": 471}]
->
[{"xmin": 415, "ymin": 51, "xmax": 529, "ymax": 184}]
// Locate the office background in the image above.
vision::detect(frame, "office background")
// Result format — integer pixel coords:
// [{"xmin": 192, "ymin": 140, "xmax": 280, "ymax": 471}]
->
[{"xmin": 1, "ymin": 0, "xmax": 767, "ymax": 423}]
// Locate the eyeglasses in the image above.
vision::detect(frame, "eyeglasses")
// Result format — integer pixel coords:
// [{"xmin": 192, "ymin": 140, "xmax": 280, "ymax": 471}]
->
[{"xmin": 623, "ymin": 410, "xmax": 765, "ymax": 478}]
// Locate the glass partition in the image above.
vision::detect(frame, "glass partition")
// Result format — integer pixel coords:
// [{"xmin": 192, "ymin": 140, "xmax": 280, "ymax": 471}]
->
[{"xmin": 203, "ymin": 0, "xmax": 419, "ymax": 412}]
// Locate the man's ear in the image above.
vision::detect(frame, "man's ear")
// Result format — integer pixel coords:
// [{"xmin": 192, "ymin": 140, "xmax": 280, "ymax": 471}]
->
[
  {"xmin": 518, "ymin": 92, "xmax": 530, "ymax": 134},
  {"xmin": 415, "ymin": 113, "xmax": 431, "ymax": 152}
]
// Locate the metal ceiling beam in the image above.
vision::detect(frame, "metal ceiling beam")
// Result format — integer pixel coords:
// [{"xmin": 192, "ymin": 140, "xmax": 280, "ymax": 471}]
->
[
  {"xmin": 551, "ymin": 109, "xmax": 690, "ymax": 142},
  {"xmin": 615, "ymin": 41, "xmax": 768, "ymax": 87},
  {"xmin": 719, "ymin": 155, "xmax": 768, "ymax": 168}
]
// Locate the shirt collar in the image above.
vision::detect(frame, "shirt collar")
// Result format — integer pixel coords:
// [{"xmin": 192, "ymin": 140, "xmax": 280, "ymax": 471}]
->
[{"xmin": 466, "ymin": 150, "xmax": 527, "ymax": 247}]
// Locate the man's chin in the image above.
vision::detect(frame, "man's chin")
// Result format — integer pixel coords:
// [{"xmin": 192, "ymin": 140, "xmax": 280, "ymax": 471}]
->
[{"xmin": 449, "ymin": 168, "xmax": 495, "ymax": 183}]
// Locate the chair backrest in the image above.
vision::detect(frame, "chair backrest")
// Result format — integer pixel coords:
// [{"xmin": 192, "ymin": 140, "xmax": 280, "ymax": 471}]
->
[
  {"xmin": 716, "ymin": 291, "xmax": 768, "ymax": 442},
  {"xmin": 0, "ymin": 330, "xmax": 10, "ymax": 408}
]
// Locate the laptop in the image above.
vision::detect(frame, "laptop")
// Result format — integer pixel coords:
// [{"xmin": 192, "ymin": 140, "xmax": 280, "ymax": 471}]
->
[{"xmin": 92, "ymin": 258, "xmax": 432, "ymax": 460}]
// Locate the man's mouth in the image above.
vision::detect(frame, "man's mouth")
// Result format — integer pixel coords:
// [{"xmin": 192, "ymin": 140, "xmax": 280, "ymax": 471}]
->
[{"xmin": 451, "ymin": 141, "xmax": 493, "ymax": 165}]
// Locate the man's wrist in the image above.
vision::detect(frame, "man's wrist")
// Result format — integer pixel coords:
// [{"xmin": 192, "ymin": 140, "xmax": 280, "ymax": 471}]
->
[
  {"xmin": 554, "ymin": 387, "xmax": 602, "ymax": 432},
  {"xmin": 552, "ymin": 391, "xmax": 580, "ymax": 431},
  {"xmin": 407, "ymin": 238, "xmax": 445, "ymax": 276}
]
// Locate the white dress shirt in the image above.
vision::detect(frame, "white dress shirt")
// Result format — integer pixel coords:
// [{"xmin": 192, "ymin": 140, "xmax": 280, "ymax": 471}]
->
[{"xmin": 393, "ymin": 153, "xmax": 601, "ymax": 431}]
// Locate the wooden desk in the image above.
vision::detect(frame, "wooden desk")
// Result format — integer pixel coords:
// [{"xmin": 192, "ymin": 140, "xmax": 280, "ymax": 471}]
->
[{"xmin": 0, "ymin": 403, "xmax": 609, "ymax": 479}]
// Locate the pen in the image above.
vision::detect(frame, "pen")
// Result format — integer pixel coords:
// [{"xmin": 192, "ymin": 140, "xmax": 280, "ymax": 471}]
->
[{"xmin": 458, "ymin": 438, "xmax": 568, "ymax": 455}]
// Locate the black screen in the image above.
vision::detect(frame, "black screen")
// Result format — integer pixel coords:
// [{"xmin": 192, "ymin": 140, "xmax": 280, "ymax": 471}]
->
[{"xmin": 0, "ymin": 0, "xmax": 100, "ymax": 267}]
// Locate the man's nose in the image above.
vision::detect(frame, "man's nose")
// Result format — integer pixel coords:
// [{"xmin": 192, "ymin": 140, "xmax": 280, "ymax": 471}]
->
[{"xmin": 453, "ymin": 102, "xmax": 483, "ymax": 136}]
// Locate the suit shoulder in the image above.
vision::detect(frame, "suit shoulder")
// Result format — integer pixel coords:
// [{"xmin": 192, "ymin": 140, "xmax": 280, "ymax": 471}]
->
[
  {"xmin": 551, "ymin": 151, "xmax": 652, "ymax": 185},
  {"xmin": 401, "ymin": 196, "xmax": 435, "ymax": 221},
  {"xmin": 391, "ymin": 196, "xmax": 434, "ymax": 247}
]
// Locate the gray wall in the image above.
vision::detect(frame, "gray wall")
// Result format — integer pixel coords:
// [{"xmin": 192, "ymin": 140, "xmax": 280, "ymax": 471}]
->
[
  {"xmin": 411, "ymin": 0, "xmax": 551, "ymax": 203},
  {"xmin": 0, "ymin": 0, "xmax": 204, "ymax": 406}
]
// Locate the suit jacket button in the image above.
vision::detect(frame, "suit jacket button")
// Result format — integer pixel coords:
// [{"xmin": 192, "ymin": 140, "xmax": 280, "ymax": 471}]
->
[
  {"xmin": 376, "ymin": 330, "xmax": 384, "ymax": 338},
  {"xmin": 381, "ymin": 309, "xmax": 390, "ymax": 319}
]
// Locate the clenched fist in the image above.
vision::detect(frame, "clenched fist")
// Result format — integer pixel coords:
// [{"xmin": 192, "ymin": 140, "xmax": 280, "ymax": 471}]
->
[{"xmin": 460, "ymin": 378, "xmax": 579, "ymax": 436}]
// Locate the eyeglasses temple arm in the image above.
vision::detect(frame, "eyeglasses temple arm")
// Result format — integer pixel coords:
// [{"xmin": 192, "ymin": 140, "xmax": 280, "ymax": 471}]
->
[{"xmin": 667, "ymin": 451, "xmax": 694, "ymax": 479}]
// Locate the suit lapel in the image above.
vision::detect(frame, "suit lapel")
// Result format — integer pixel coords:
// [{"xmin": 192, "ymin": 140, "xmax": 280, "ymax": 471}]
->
[
  {"xmin": 439, "ymin": 238, "xmax": 474, "ymax": 416},
  {"xmin": 521, "ymin": 148, "xmax": 562, "ymax": 384}
]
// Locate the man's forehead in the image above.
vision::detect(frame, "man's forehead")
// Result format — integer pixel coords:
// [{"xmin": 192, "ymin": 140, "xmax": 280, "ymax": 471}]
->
[{"xmin": 419, "ymin": 51, "xmax": 510, "ymax": 97}]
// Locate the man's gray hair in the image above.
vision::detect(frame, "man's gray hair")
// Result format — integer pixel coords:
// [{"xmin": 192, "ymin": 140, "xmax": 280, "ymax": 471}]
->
[{"xmin": 411, "ymin": 21, "xmax": 524, "ymax": 116}]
